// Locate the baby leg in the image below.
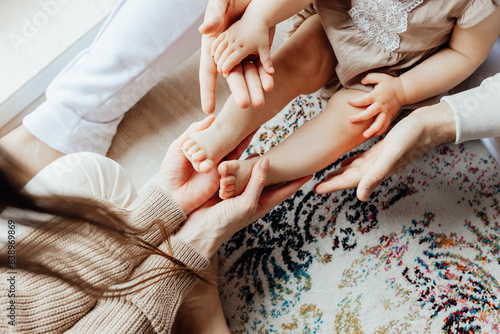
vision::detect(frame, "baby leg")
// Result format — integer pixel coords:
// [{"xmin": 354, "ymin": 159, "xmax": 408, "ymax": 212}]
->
[
  {"xmin": 183, "ymin": 15, "xmax": 336, "ymax": 172},
  {"xmin": 219, "ymin": 88, "xmax": 375, "ymax": 198}
]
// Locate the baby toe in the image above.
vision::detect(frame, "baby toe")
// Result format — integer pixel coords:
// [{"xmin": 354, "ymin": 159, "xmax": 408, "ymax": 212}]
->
[{"xmin": 199, "ymin": 159, "xmax": 215, "ymax": 173}]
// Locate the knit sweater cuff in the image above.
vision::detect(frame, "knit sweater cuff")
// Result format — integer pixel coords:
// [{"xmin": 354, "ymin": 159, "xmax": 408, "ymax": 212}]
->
[
  {"xmin": 441, "ymin": 74, "xmax": 500, "ymax": 144},
  {"xmin": 125, "ymin": 237, "xmax": 210, "ymax": 333},
  {"xmin": 126, "ymin": 184, "xmax": 186, "ymax": 243}
]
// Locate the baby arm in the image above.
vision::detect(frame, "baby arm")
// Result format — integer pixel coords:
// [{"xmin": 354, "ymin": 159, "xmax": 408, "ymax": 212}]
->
[
  {"xmin": 212, "ymin": 0, "xmax": 312, "ymax": 76},
  {"xmin": 400, "ymin": 9, "xmax": 500, "ymax": 105},
  {"xmin": 349, "ymin": 8, "xmax": 500, "ymax": 138}
]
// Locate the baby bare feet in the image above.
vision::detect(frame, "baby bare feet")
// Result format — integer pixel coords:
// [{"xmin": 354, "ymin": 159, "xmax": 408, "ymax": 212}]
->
[
  {"xmin": 182, "ymin": 137, "xmax": 214, "ymax": 173},
  {"xmin": 182, "ymin": 124, "xmax": 236, "ymax": 173},
  {"xmin": 218, "ymin": 158, "xmax": 257, "ymax": 199}
]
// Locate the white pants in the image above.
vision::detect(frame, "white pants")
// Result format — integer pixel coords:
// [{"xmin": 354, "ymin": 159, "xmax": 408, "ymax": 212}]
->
[{"xmin": 23, "ymin": 0, "xmax": 207, "ymax": 155}]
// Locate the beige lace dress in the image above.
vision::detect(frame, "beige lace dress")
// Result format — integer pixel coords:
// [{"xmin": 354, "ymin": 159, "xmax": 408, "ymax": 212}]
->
[{"xmin": 310, "ymin": 0, "xmax": 499, "ymax": 100}]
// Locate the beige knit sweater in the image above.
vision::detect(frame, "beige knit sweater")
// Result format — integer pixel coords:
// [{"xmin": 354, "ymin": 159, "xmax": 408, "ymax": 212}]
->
[{"xmin": 0, "ymin": 185, "xmax": 209, "ymax": 333}]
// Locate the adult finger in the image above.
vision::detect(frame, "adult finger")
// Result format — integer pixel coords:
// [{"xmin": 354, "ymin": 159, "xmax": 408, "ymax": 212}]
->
[
  {"xmin": 356, "ymin": 151, "xmax": 393, "ymax": 201},
  {"xmin": 313, "ymin": 147, "xmax": 377, "ymax": 194},
  {"xmin": 239, "ymin": 158, "xmax": 269, "ymax": 214},
  {"xmin": 199, "ymin": 0, "xmax": 228, "ymax": 34},
  {"xmin": 313, "ymin": 165, "xmax": 362, "ymax": 194},
  {"xmin": 257, "ymin": 59, "xmax": 274, "ymax": 92},
  {"xmin": 200, "ymin": 35, "xmax": 219, "ymax": 114},
  {"xmin": 243, "ymin": 62, "xmax": 266, "ymax": 109},
  {"xmin": 339, "ymin": 153, "xmax": 364, "ymax": 167},
  {"xmin": 354, "ymin": 138, "xmax": 410, "ymax": 201},
  {"xmin": 227, "ymin": 64, "xmax": 251, "ymax": 109},
  {"xmin": 325, "ymin": 157, "xmax": 364, "ymax": 180},
  {"xmin": 253, "ymin": 175, "xmax": 312, "ymax": 221}
]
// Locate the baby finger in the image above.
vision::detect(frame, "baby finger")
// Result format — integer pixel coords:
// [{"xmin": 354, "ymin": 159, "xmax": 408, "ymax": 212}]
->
[
  {"xmin": 217, "ymin": 47, "xmax": 235, "ymax": 75},
  {"xmin": 213, "ymin": 39, "xmax": 229, "ymax": 65},
  {"xmin": 211, "ymin": 33, "xmax": 226, "ymax": 56},
  {"xmin": 363, "ymin": 113, "xmax": 387, "ymax": 138},
  {"xmin": 361, "ymin": 72, "xmax": 389, "ymax": 85},
  {"xmin": 373, "ymin": 119, "xmax": 391, "ymax": 137},
  {"xmin": 348, "ymin": 93, "xmax": 374, "ymax": 107},
  {"xmin": 350, "ymin": 103, "xmax": 380, "ymax": 122},
  {"xmin": 222, "ymin": 50, "xmax": 247, "ymax": 75}
]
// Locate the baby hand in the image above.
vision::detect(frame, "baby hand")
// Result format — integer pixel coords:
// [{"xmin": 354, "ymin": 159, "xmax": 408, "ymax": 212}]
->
[
  {"xmin": 348, "ymin": 73, "xmax": 406, "ymax": 138},
  {"xmin": 211, "ymin": 14, "xmax": 274, "ymax": 77}
]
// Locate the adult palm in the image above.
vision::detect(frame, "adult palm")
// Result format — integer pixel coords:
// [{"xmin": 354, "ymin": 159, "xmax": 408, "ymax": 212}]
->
[{"xmin": 156, "ymin": 116, "xmax": 255, "ymax": 214}]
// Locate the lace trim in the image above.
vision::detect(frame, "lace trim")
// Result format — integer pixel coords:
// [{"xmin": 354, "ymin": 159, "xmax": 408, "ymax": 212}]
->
[{"xmin": 349, "ymin": 0, "xmax": 424, "ymax": 52}]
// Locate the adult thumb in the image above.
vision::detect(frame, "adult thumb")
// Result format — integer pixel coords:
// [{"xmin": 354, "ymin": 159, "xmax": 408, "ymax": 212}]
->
[
  {"xmin": 199, "ymin": 0, "xmax": 228, "ymax": 34},
  {"xmin": 356, "ymin": 160, "xmax": 389, "ymax": 201}
]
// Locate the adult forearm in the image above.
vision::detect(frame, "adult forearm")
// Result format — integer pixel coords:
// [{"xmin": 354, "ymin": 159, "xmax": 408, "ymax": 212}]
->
[{"xmin": 442, "ymin": 73, "xmax": 500, "ymax": 143}]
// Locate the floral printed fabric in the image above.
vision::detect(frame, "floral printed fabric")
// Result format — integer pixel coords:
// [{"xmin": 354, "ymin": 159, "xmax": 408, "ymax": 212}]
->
[{"xmin": 218, "ymin": 93, "xmax": 500, "ymax": 334}]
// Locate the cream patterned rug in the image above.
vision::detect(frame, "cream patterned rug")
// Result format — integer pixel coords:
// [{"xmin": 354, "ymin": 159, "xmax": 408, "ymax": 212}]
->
[{"xmin": 218, "ymin": 93, "xmax": 500, "ymax": 334}]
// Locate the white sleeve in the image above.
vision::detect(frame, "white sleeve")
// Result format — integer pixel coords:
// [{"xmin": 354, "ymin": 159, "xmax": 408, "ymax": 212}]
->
[
  {"xmin": 442, "ymin": 73, "xmax": 500, "ymax": 144},
  {"xmin": 23, "ymin": 0, "xmax": 206, "ymax": 155},
  {"xmin": 441, "ymin": 37, "xmax": 500, "ymax": 144}
]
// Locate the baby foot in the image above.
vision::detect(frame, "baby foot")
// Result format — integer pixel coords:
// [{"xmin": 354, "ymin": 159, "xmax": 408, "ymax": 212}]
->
[
  {"xmin": 182, "ymin": 138, "xmax": 214, "ymax": 173},
  {"xmin": 182, "ymin": 124, "xmax": 236, "ymax": 173},
  {"xmin": 218, "ymin": 159, "xmax": 255, "ymax": 199}
]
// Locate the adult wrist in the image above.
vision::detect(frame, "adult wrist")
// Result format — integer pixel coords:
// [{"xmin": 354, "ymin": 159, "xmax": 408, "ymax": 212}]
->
[
  {"xmin": 415, "ymin": 101, "xmax": 457, "ymax": 146},
  {"xmin": 174, "ymin": 218, "xmax": 225, "ymax": 259}
]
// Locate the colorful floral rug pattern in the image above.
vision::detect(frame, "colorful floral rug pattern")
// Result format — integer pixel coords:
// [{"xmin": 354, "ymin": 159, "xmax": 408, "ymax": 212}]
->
[{"xmin": 218, "ymin": 94, "xmax": 500, "ymax": 334}]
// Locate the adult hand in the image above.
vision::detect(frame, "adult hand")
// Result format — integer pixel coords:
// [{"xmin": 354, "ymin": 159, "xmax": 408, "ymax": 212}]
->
[
  {"xmin": 176, "ymin": 158, "xmax": 312, "ymax": 258},
  {"xmin": 199, "ymin": 0, "xmax": 274, "ymax": 113},
  {"xmin": 314, "ymin": 101, "xmax": 457, "ymax": 201},
  {"xmin": 155, "ymin": 116, "xmax": 254, "ymax": 215},
  {"xmin": 226, "ymin": 59, "xmax": 274, "ymax": 110},
  {"xmin": 199, "ymin": 0, "xmax": 251, "ymax": 36}
]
